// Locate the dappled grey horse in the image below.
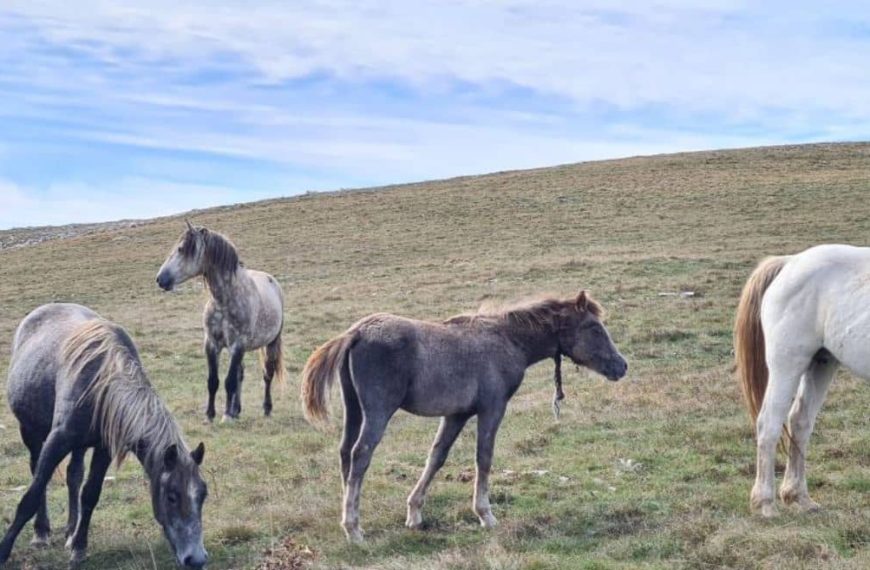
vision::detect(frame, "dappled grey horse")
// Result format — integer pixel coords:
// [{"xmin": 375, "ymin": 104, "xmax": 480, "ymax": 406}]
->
[
  {"xmin": 157, "ymin": 222, "xmax": 286, "ymax": 422},
  {"xmin": 301, "ymin": 291, "xmax": 628, "ymax": 542},
  {"xmin": 1, "ymin": 303, "xmax": 208, "ymax": 567}
]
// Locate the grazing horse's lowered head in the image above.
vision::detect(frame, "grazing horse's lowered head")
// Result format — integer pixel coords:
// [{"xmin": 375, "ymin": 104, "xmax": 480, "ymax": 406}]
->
[{"xmin": 156, "ymin": 220, "xmax": 239, "ymax": 291}]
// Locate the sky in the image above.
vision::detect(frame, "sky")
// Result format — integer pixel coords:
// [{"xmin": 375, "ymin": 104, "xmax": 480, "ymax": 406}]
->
[{"xmin": 1, "ymin": 1, "xmax": 869, "ymax": 229}]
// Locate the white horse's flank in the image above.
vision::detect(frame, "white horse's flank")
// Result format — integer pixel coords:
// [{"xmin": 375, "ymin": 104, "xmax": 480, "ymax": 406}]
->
[{"xmin": 735, "ymin": 244, "xmax": 870, "ymax": 517}]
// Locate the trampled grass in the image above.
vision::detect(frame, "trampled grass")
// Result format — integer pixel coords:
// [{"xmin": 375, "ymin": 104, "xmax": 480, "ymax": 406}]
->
[{"xmin": 0, "ymin": 143, "xmax": 868, "ymax": 569}]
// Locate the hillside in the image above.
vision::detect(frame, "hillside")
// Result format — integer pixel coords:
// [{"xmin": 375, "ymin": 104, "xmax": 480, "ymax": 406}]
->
[{"xmin": 0, "ymin": 142, "xmax": 868, "ymax": 569}]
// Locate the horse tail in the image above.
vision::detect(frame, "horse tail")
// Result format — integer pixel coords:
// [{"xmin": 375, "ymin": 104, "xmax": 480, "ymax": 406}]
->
[
  {"xmin": 301, "ymin": 328, "xmax": 358, "ymax": 426},
  {"xmin": 734, "ymin": 255, "xmax": 790, "ymax": 426},
  {"xmin": 258, "ymin": 334, "xmax": 287, "ymax": 388}
]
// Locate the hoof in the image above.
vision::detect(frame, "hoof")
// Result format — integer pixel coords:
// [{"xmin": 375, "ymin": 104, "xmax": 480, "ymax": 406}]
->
[
  {"xmin": 31, "ymin": 534, "xmax": 50, "ymax": 548},
  {"xmin": 344, "ymin": 526, "xmax": 365, "ymax": 544},
  {"xmin": 69, "ymin": 547, "xmax": 86, "ymax": 567},
  {"xmin": 479, "ymin": 513, "xmax": 498, "ymax": 529},
  {"xmin": 789, "ymin": 496, "xmax": 821, "ymax": 512},
  {"xmin": 405, "ymin": 511, "xmax": 423, "ymax": 530},
  {"xmin": 752, "ymin": 502, "xmax": 778, "ymax": 518},
  {"xmin": 220, "ymin": 414, "xmax": 236, "ymax": 424}
]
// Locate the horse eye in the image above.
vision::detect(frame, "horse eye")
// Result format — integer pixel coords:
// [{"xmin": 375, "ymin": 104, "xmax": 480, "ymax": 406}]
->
[{"xmin": 167, "ymin": 492, "xmax": 180, "ymax": 505}]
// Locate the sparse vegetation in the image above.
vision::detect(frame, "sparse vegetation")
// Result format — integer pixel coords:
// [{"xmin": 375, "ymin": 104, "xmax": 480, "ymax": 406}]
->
[{"xmin": 0, "ymin": 143, "xmax": 868, "ymax": 568}]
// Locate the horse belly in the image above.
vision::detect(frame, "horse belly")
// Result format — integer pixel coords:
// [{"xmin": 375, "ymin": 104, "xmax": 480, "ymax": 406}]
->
[{"xmin": 401, "ymin": 374, "xmax": 478, "ymax": 417}]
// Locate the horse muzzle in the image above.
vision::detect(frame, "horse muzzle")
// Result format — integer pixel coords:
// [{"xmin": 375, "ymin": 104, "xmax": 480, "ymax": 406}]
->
[
  {"xmin": 156, "ymin": 273, "xmax": 175, "ymax": 292},
  {"xmin": 604, "ymin": 357, "xmax": 628, "ymax": 381}
]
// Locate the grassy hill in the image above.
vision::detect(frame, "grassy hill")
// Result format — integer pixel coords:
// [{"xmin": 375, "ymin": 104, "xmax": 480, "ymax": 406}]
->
[{"xmin": 0, "ymin": 142, "xmax": 868, "ymax": 569}]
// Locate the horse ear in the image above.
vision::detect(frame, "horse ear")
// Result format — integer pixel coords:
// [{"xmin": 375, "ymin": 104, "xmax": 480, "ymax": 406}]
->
[
  {"xmin": 576, "ymin": 290, "xmax": 589, "ymax": 311},
  {"xmin": 191, "ymin": 442, "xmax": 205, "ymax": 466},
  {"xmin": 163, "ymin": 444, "xmax": 178, "ymax": 471},
  {"xmin": 185, "ymin": 219, "xmax": 193, "ymax": 232}
]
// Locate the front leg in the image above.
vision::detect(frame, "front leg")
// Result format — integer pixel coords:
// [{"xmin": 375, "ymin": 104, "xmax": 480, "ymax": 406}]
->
[
  {"xmin": 0, "ymin": 429, "xmax": 73, "ymax": 564},
  {"xmin": 66, "ymin": 447, "xmax": 111, "ymax": 565},
  {"xmin": 406, "ymin": 413, "xmax": 471, "ymax": 529},
  {"xmin": 474, "ymin": 406, "xmax": 506, "ymax": 529},
  {"xmin": 205, "ymin": 340, "xmax": 221, "ymax": 422},
  {"xmin": 223, "ymin": 345, "xmax": 245, "ymax": 422},
  {"xmin": 65, "ymin": 449, "xmax": 86, "ymax": 539}
]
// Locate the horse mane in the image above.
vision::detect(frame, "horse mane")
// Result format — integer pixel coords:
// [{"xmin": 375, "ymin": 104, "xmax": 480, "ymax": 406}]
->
[
  {"xmin": 181, "ymin": 227, "xmax": 240, "ymax": 279},
  {"xmin": 445, "ymin": 293, "xmax": 604, "ymax": 330},
  {"xmin": 63, "ymin": 320, "xmax": 185, "ymax": 468}
]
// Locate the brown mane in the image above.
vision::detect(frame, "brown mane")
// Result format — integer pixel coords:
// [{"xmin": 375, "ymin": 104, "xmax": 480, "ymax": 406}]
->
[{"xmin": 444, "ymin": 293, "xmax": 604, "ymax": 330}]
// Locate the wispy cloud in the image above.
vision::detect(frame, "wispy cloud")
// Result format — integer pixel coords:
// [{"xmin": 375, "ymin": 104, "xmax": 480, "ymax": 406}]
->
[{"xmin": 1, "ymin": 1, "xmax": 868, "ymax": 228}]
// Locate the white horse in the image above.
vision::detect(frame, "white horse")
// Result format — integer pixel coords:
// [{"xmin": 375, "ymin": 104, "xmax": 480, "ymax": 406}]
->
[{"xmin": 735, "ymin": 244, "xmax": 869, "ymax": 517}]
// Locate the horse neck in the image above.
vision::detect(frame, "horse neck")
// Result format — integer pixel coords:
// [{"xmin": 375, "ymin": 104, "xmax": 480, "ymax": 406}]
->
[
  {"xmin": 133, "ymin": 413, "xmax": 186, "ymax": 479},
  {"xmin": 498, "ymin": 320, "xmax": 560, "ymax": 367},
  {"xmin": 203, "ymin": 266, "xmax": 246, "ymax": 308}
]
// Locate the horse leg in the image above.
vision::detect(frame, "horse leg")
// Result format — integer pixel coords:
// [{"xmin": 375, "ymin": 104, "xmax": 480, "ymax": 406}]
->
[
  {"xmin": 65, "ymin": 447, "xmax": 111, "ymax": 565},
  {"xmin": 20, "ymin": 427, "xmax": 51, "ymax": 547},
  {"xmin": 339, "ymin": 372, "xmax": 363, "ymax": 487},
  {"xmin": 222, "ymin": 345, "xmax": 244, "ymax": 421},
  {"xmin": 751, "ymin": 354, "xmax": 810, "ymax": 517},
  {"xmin": 780, "ymin": 357, "xmax": 836, "ymax": 510},
  {"xmin": 262, "ymin": 336, "xmax": 281, "ymax": 417},
  {"xmin": 343, "ymin": 413, "xmax": 394, "ymax": 543},
  {"xmin": 406, "ymin": 413, "xmax": 471, "ymax": 529},
  {"xmin": 234, "ymin": 360, "xmax": 245, "ymax": 416},
  {"xmin": 474, "ymin": 405, "xmax": 506, "ymax": 529},
  {"xmin": 65, "ymin": 448, "xmax": 86, "ymax": 539},
  {"xmin": 0, "ymin": 429, "xmax": 73, "ymax": 564},
  {"xmin": 205, "ymin": 340, "xmax": 221, "ymax": 422}
]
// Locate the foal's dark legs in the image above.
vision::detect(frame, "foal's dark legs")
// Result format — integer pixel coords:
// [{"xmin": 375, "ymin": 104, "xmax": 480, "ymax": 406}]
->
[
  {"xmin": 65, "ymin": 448, "xmax": 86, "ymax": 539},
  {"xmin": 66, "ymin": 447, "xmax": 111, "ymax": 565},
  {"xmin": 0, "ymin": 429, "xmax": 73, "ymax": 564},
  {"xmin": 205, "ymin": 341, "xmax": 221, "ymax": 422},
  {"xmin": 406, "ymin": 413, "xmax": 471, "ymax": 529},
  {"xmin": 474, "ymin": 405, "xmax": 506, "ymax": 528},
  {"xmin": 223, "ymin": 345, "xmax": 244, "ymax": 421},
  {"xmin": 20, "ymin": 427, "xmax": 51, "ymax": 546}
]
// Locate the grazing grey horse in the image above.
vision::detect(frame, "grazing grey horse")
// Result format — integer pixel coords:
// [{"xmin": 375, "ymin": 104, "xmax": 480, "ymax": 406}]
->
[
  {"xmin": 1, "ymin": 303, "xmax": 208, "ymax": 568},
  {"xmin": 156, "ymin": 222, "xmax": 286, "ymax": 422},
  {"xmin": 301, "ymin": 291, "xmax": 628, "ymax": 543}
]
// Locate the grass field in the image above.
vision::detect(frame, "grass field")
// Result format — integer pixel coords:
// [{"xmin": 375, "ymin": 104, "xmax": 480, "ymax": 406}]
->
[{"xmin": 0, "ymin": 142, "xmax": 868, "ymax": 569}]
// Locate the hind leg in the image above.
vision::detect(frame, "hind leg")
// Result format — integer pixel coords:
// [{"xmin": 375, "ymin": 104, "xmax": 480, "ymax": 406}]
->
[
  {"xmin": 262, "ymin": 336, "xmax": 281, "ymax": 417},
  {"xmin": 205, "ymin": 340, "xmax": 221, "ymax": 422},
  {"xmin": 780, "ymin": 356, "xmax": 836, "ymax": 510},
  {"xmin": 339, "ymin": 373, "xmax": 363, "ymax": 487},
  {"xmin": 343, "ymin": 411, "xmax": 396, "ymax": 543},
  {"xmin": 406, "ymin": 413, "xmax": 471, "ymax": 529},
  {"xmin": 751, "ymin": 351, "xmax": 812, "ymax": 517},
  {"xmin": 20, "ymin": 428, "xmax": 51, "ymax": 547},
  {"xmin": 65, "ymin": 449, "xmax": 85, "ymax": 539}
]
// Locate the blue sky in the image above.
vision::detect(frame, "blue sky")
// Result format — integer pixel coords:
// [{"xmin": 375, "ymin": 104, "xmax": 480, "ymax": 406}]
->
[{"xmin": 1, "ymin": 1, "xmax": 869, "ymax": 228}]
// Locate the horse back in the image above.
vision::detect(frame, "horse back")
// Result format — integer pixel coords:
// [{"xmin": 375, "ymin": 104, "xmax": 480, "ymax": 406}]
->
[
  {"xmin": 349, "ymin": 314, "xmax": 523, "ymax": 417},
  {"xmin": 7, "ymin": 303, "xmax": 100, "ymax": 436}
]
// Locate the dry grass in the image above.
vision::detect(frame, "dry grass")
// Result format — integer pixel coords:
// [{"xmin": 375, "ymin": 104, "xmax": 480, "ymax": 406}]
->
[{"xmin": 0, "ymin": 142, "xmax": 868, "ymax": 569}]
